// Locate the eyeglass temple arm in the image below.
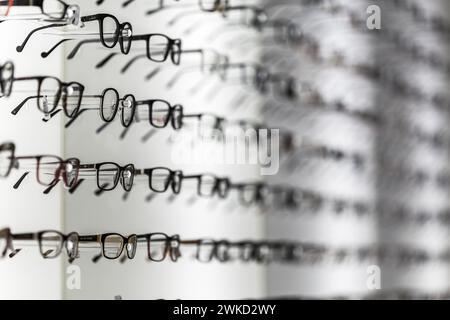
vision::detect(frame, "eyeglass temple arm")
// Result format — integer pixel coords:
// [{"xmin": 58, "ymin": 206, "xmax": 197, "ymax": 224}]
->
[
  {"xmin": 16, "ymin": 23, "xmax": 68, "ymax": 52},
  {"xmin": 64, "ymin": 108, "xmax": 91, "ymax": 128},
  {"xmin": 78, "ymin": 164, "xmax": 96, "ymax": 170},
  {"xmin": 11, "ymin": 95, "xmax": 39, "ymax": 115},
  {"xmin": 120, "ymin": 54, "xmax": 148, "ymax": 73},
  {"xmin": 181, "ymin": 174, "xmax": 201, "ymax": 180},
  {"xmin": 67, "ymin": 38, "xmax": 104, "ymax": 60},
  {"xmin": 11, "ymin": 233, "xmax": 35, "ymax": 240},
  {"xmin": 168, "ymin": 57, "xmax": 221, "ymax": 89},
  {"xmin": 43, "ymin": 179, "xmax": 60, "ymax": 194},
  {"xmin": 78, "ymin": 235, "xmax": 98, "ymax": 242},
  {"xmin": 41, "ymin": 38, "xmax": 76, "ymax": 58},
  {"xmin": 96, "ymin": 52, "xmax": 120, "ymax": 69},
  {"xmin": 179, "ymin": 239, "xmax": 201, "ymax": 245}
]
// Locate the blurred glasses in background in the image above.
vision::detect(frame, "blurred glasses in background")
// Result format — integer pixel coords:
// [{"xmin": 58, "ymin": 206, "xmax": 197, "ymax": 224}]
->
[
  {"xmin": 0, "ymin": 61, "xmax": 14, "ymax": 97},
  {"xmin": 6, "ymin": 230, "xmax": 79, "ymax": 260}
]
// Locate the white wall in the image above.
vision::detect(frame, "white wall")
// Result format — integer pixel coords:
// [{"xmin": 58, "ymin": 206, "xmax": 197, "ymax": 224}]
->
[{"xmin": 0, "ymin": 11, "xmax": 64, "ymax": 299}]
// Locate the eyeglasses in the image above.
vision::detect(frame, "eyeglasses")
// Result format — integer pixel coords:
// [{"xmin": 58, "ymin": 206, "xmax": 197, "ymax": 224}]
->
[
  {"xmin": 130, "ymin": 33, "xmax": 182, "ymax": 65},
  {"xmin": 10, "ymin": 75, "xmax": 85, "ymax": 118},
  {"xmin": 265, "ymin": 19, "xmax": 303, "ymax": 44},
  {"xmin": 79, "ymin": 233, "xmax": 137, "ymax": 261},
  {"xmin": 139, "ymin": 167, "xmax": 182, "ymax": 194},
  {"xmin": 137, "ymin": 233, "xmax": 181, "ymax": 262},
  {"xmin": 78, "ymin": 162, "xmax": 135, "ymax": 192},
  {"xmin": 0, "ymin": 0, "xmax": 73, "ymax": 20},
  {"xmin": 12, "ymin": 155, "xmax": 80, "ymax": 189},
  {"xmin": 231, "ymin": 183, "xmax": 266, "ymax": 206},
  {"xmin": 181, "ymin": 174, "xmax": 230, "ymax": 198},
  {"xmin": 17, "ymin": 13, "xmax": 132, "ymax": 55},
  {"xmin": 193, "ymin": 239, "xmax": 232, "ymax": 263},
  {"xmin": 99, "ymin": 48, "xmax": 229, "ymax": 80},
  {"xmin": 0, "ymin": 61, "xmax": 14, "ymax": 97},
  {"xmin": 46, "ymin": 89, "xmax": 137, "ymax": 128},
  {"xmin": 135, "ymin": 99, "xmax": 183, "ymax": 130},
  {"xmin": 190, "ymin": 239, "xmax": 302, "ymax": 264},
  {"xmin": 223, "ymin": 63, "xmax": 297, "ymax": 99},
  {"xmin": 7, "ymin": 230, "xmax": 79, "ymax": 260},
  {"xmin": 133, "ymin": 102, "xmax": 226, "ymax": 134},
  {"xmin": 0, "ymin": 142, "xmax": 15, "ymax": 178},
  {"xmin": 41, "ymin": 15, "xmax": 133, "ymax": 59},
  {"xmin": 141, "ymin": 0, "xmax": 230, "ymax": 15}
]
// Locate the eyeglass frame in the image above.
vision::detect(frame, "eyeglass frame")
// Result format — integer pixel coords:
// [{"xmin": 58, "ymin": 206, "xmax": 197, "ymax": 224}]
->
[
  {"xmin": 137, "ymin": 232, "xmax": 181, "ymax": 262},
  {"xmin": 130, "ymin": 33, "xmax": 181, "ymax": 65},
  {"xmin": 10, "ymin": 75, "xmax": 85, "ymax": 118},
  {"xmin": 78, "ymin": 233, "xmax": 137, "ymax": 260},
  {"xmin": 139, "ymin": 167, "xmax": 183, "ymax": 194},
  {"xmin": 10, "ymin": 230, "xmax": 79, "ymax": 259},
  {"xmin": 78, "ymin": 162, "xmax": 135, "ymax": 192},
  {"xmin": 13, "ymin": 154, "xmax": 80, "ymax": 188}
]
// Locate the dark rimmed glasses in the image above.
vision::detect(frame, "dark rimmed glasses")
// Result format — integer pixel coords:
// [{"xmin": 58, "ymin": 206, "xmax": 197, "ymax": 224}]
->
[
  {"xmin": 79, "ymin": 233, "xmax": 137, "ymax": 261},
  {"xmin": 231, "ymin": 182, "xmax": 266, "ymax": 206},
  {"xmin": 0, "ymin": 61, "xmax": 14, "ymax": 97},
  {"xmin": 40, "ymin": 14, "xmax": 133, "ymax": 59},
  {"xmin": 134, "ymin": 101, "xmax": 226, "ymax": 135},
  {"xmin": 181, "ymin": 174, "xmax": 230, "ymax": 198},
  {"xmin": 135, "ymin": 99, "xmax": 183, "ymax": 130},
  {"xmin": 13, "ymin": 155, "xmax": 80, "ymax": 188},
  {"xmin": 78, "ymin": 162, "xmax": 135, "ymax": 192},
  {"xmin": 8, "ymin": 230, "xmax": 79, "ymax": 259},
  {"xmin": 10, "ymin": 75, "xmax": 84, "ymax": 118},
  {"xmin": 0, "ymin": 0, "xmax": 72, "ymax": 20},
  {"xmin": 16, "ymin": 13, "xmax": 132, "ymax": 55},
  {"xmin": 223, "ymin": 63, "xmax": 298, "ymax": 99},
  {"xmin": 139, "ymin": 167, "xmax": 182, "ymax": 194},
  {"xmin": 49, "ymin": 88, "xmax": 137, "ymax": 128},
  {"xmin": 100, "ymin": 89, "xmax": 136, "ymax": 127},
  {"xmin": 0, "ymin": 142, "xmax": 80, "ymax": 188},
  {"xmin": 0, "ymin": 142, "xmax": 15, "ymax": 178},
  {"xmin": 137, "ymin": 233, "xmax": 181, "ymax": 262},
  {"xmin": 130, "ymin": 33, "xmax": 181, "ymax": 65}
]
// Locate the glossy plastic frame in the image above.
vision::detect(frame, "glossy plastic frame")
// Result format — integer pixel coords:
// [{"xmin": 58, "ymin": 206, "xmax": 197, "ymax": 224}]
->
[
  {"xmin": 181, "ymin": 174, "xmax": 230, "ymax": 198},
  {"xmin": 13, "ymin": 155, "xmax": 80, "ymax": 188},
  {"xmin": 11, "ymin": 230, "xmax": 79, "ymax": 259},
  {"xmin": 10, "ymin": 75, "xmax": 84, "ymax": 118},
  {"xmin": 137, "ymin": 232, "xmax": 180, "ymax": 262},
  {"xmin": 135, "ymin": 99, "xmax": 183, "ymax": 130},
  {"xmin": 79, "ymin": 233, "xmax": 137, "ymax": 260},
  {"xmin": 130, "ymin": 33, "xmax": 181, "ymax": 65},
  {"xmin": 141, "ymin": 167, "xmax": 182, "ymax": 194},
  {"xmin": 79, "ymin": 162, "xmax": 135, "ymax": 192}
]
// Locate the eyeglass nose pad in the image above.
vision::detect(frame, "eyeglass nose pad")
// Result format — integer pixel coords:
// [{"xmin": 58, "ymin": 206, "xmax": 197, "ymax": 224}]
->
[
  {"xmin": 122, "ymin": 28, "xmax": 132, "ymax": 37},
  {"xmin": 42, "ymin": 96, "xmax": 51, "ymax": 121},
  {"xmin": 122, "ymin": 170, "xmax": 132, "ymax": 179},
  {"xmin": 65, "ymin": 162, "xmax": 74, "ymax": 173},
  {"xmin": 122, "ymin": 99, "xmax": 132, "ymax": 108},
  {"xmin": 67, "ymin": 5, "xmax": 81, "ymax": 26}
]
